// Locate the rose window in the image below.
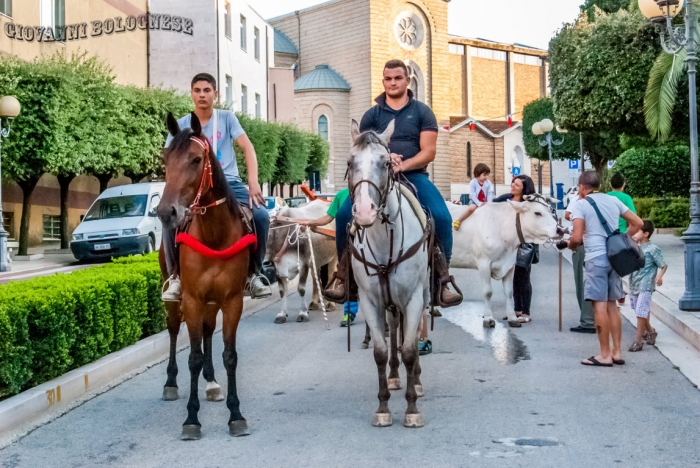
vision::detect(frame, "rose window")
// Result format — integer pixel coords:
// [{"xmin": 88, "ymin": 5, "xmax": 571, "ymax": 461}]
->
[{"xmin": 397, "ymin": 18, "xmax": 417, "ymax": 46}]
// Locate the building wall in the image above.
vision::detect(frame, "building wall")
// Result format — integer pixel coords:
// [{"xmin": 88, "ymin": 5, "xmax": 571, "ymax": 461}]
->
[
  {"xmin": 447, "ymin": 53, "xmax": 465, "ymax": 116},
  {"xmin": 218, "ymin": 0, "xmax": 273, "ymax": 118},
  {"xmin": 514, "ymin": 63, "xmax": 543, "ymax": 118},
  {"xmin": 274, "ymin": 52, "xmax": 297, "ymax": 69},
  {"xmin": 470, "ymin": 56, "xmax": 507, "ymax": 120},
  {"xmin": 148, "ymin": 0, "xmax": 217, "ymax": 92},
  {"xmin": 0, "ymin": 0, "xmax": 148, "ymax": 87},
  {"xmin": 271, "ymin": 0, "xmax": 371, "ymax": 189},
  {"xmin": 269, "ymin": 67, "xmax": 295, "ymax": 122},
  {"xmin": 294, "ymin": 90, "xmax": 351, "ymax": 192}
]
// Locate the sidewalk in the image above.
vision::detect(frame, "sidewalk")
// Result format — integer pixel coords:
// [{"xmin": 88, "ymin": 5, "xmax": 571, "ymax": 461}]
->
[{"xmin": 0, "ymin": 246, "xmax": 91, "ymax": 284}]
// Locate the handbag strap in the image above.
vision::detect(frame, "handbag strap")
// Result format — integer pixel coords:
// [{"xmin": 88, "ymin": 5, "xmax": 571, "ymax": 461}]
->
[
  {"xmin": 585, "ymin": 196, "xmax": 614, "ymax": 237},
  {"xmin": 213, "ymin": 109, "xmax": 218, "ymax": 156},
  {"xmin": 515, "ymin": 213, "xmax": 526, "ymax": 244}
]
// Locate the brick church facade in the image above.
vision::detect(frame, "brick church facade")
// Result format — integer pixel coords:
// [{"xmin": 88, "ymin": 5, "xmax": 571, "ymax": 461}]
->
[{"xmin": 269, "ymin": 0, "xmax": 550, "ymax": 198}]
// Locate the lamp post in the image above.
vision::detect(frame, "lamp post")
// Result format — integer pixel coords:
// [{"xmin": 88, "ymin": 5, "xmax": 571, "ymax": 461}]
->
[
  {"xmin": 0, "ymin": 95, "xmax": 20, "ymax": 272},
  {"xmin": 640, "ymin": 0, "xmax": 700, "ymax": 310},
  {"xmin": 532, "ymin": 119, "xmax": 566, "ymax": 201}
]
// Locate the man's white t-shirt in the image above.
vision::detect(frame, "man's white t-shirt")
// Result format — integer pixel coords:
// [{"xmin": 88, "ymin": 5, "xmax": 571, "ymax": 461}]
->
[{"xmin": 570, "ymin": 192, "xmax": 629, "ymax": 262}]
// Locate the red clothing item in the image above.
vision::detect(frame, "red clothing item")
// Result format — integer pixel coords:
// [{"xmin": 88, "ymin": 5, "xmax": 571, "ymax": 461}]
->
[{"xmin": 477, "ymin": 184, "xmax": 486, "ymax": 203}]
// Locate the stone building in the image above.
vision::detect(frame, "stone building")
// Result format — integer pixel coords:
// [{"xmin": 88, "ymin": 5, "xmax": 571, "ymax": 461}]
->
[{"xmin": 269, "ymin": 0, "xmax": 549, "ymax": 198}]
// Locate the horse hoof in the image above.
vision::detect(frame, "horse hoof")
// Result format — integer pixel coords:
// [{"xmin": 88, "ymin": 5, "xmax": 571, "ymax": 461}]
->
[
  {"xmin": 415, "ymin": 384, "xmax": 424, "ymax": 398},
  {"xmin": 404, "ymin": 413, "xmax": 424, "ymax": 428},
  {"xmin": 308, "ymin": 302, "xmax": 319, "ymax": 311},
  {"xmin": 372, "ymin": 413, "xmax": 393, "ymax": 427},
  {"xmin": 483, "ymin": 319, "xmax": 496, "ymax": 328},
  {"xmin": 181, "ymin": 424, "xmax": 202, "ymax": 440},
  {"xmin": 508, "ymin": 320, "xmax": 522, "ymax": 328},
  {"xmin": 229, "ymin": 420, "xmax": 250, "ymax": 437},
  {"xmin": 274, "ymin": 313, "xmax": 287, "ymax": 324},
  {"xmin": 297, "ymin": 312, "xmax": 310, "ymax": 322},
  {"xmin": 387, "ymin": 378, "xmax": 402, "ymax": 390},
  {"xmin": 162, "ymin": 386, "xmax": 179, "ymax": 401},
  {"xmin": 326, "ymin": 302, "xmax": 336, "ymax": 311},
  {"xmin": 205, "ymin": 382, "xmax": 225, "ymax": 402},
  {"xmin": 362, "ymin": 341, "xmax": 370, "ymax": 349}
]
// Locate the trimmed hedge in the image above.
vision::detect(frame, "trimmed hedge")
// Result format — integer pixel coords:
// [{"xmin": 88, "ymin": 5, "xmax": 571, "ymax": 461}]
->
[
  {"xmin": 634, "ymin": 197, "xmax": 691, "ymax": 229},
  {"xmin": 0, "ymin": 253, "xmax": 165, "ymax": 398}
]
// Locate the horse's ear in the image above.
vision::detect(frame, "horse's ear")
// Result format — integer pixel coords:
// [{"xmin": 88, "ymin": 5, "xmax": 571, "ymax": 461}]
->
[
  {"xmin": 382, "ymin": 119, "xmax": 395, "ymax": 143},
  {"xmin": 350, "ymin": 119, "xmax": 360, "ymax": 143},
  {"xmin": 166, "ymin": 112, "xmax": 180, "ymax": 137},
  {"xmin": 545, "ymin": 197, "xmax": 561, "ymax": 204},
  {"xmin": 190, "ymin": 112, "xmax": 202, "ymax": 137},
  {"xmin": 523, "ymin": 194, "xmax": 536, "ymax": 202}
]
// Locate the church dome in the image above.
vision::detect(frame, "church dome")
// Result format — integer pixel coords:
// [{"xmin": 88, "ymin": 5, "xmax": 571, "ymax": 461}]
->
[
  {"xmin": 294, "ymin": 64, "xmax": 351, "ymax": 93},
  {"xmin": 274, "ymin": 29, "xmax": 298, "ymax": 55}
]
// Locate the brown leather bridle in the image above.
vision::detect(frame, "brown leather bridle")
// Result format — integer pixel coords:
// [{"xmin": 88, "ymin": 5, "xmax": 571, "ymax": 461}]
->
[{"xmin": 187, "ymin": 136, "xmax": 226, "ymax": 216}]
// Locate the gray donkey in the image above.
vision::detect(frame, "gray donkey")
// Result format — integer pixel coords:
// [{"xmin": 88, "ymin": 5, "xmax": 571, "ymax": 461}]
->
[{"xmin": 347, "ymin": 120, "xmax": 430, "ymax": 428}]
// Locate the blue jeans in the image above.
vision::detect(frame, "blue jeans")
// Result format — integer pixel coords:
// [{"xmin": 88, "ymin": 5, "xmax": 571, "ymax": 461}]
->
[
  {"xmin": 344, "ymin": 301, "xmax": 358, "ymax": 317},
  {"xmin": 335, "ymin": 171, "xmax": 452, "ymax": 263},
  {"xmin": 163, "ymin": 178, "xmax": 269, "ymax": 275}
]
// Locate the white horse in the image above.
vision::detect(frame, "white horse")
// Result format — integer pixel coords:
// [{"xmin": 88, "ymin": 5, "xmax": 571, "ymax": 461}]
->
[{"xmin": 348, "ymin": 120, "xmax": 430, "ymax": 428}]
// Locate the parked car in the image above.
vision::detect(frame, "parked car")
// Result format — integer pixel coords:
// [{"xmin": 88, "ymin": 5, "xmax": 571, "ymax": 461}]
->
[
  {"xmin": 265, "ymin": 196, "xmax": 287, "ymax": 217},
  {"xmin": 70, "ymin": 182, "xmax": 165, "ymax": 261},
  {"xmin": 563, "ymin": 186, "xmax": 579, "ymax": 209}
]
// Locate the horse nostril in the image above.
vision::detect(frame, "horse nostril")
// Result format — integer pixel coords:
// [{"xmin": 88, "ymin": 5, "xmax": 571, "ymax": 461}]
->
[
  {"xmin": 370, "ymin": 203, "xmax": 376, "ymax": 210},
  {"xmin": 170, "ymin": 206, "xmax": 177, "ymax": 218}
]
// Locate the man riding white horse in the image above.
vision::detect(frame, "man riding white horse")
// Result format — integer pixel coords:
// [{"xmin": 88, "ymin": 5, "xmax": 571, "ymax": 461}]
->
[{"xmin": 324, "ymin": 60, "xmax": 462, "ymax": 308}]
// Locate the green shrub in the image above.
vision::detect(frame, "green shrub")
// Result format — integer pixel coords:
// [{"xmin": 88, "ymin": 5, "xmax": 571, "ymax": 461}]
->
[
  {"xmin": 0, "ymin": 253, "xmax": 165, "ymax": 398},
  {"xmin": 634, "ymin": 198, "xmax": 657, "ymax": 219},
  {"xmin": 650, "ymin": 198, "xmax": 690, "ymax": 229},
  {"xmin": 614, "ymin": 145, "xmax": 691, "ymax": 198}
]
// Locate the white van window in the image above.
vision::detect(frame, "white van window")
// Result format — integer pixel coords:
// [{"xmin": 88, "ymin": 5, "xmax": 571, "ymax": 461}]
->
[
  {"xmin": 150, "ymin": 194, "xmax": 161, "ymax": 214},
  {"xmin": 84, "ymin": 195, "xmax": 148, "ymax": 221}
]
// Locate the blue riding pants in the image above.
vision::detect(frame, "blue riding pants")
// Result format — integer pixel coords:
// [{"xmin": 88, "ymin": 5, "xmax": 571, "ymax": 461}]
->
[
  {"xmin": 163, "ymin": 178, "xmax": 269, "ymax": 275},
  {"xmin": 335, "ymin": 171, "xmax": 452, "ymax": 263}
]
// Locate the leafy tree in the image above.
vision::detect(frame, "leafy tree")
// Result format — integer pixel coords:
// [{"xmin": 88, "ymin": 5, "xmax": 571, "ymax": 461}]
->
[
  {"xmin": 274, "ymin": 124, "xmax": 310, "ymax": 193},
  {"xmin": 522, "ymin": 98, "xmax": 579, "ymax": 161},
  {"xmin": 581, "ymin": 0, "xmax": 631, "ymax": 21},
  {"xmin": 0, "ymin": 56, "xmax": 71, "ymax": 255},
  {"xmin": 613, "ymin": 145, "xmax": 691, "ymax": 197},
  {"xmin": 549, "ymin": 7, "xmax": 661, "ymax": 172},
  {"xmin": 234, "ymin": 113, "xmax": 280, "ymax": 185},
  {"xmin": 306, "ymin": 133, "xmax": 330, "ymax": 178}
]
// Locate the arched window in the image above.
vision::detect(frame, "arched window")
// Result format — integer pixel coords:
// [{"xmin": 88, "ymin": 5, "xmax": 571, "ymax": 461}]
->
[
  {"xmin": 466, "ymin": 142, "xmax": 472, "ymax": 178},
  {"xmin": 318, "ymin": 115, "xmax": 329, "ymax": 141},
  {"xmin": 410, "ymin": 78, "xmax": 419, "ymax": 101}
]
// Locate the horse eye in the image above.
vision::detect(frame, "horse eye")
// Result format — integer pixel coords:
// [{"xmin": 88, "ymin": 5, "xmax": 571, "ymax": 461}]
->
[{"xmin": 193, "ymin": 157, "xmax": 202, "ymax": 165}]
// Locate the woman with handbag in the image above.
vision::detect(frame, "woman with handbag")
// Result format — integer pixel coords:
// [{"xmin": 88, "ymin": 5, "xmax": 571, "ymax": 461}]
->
[{"xmin": 494, "ymin": 175, "xmax": 538, "ymax": 323}]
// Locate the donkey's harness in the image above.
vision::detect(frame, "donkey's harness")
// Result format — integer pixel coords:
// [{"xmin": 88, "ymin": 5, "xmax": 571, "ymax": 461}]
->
[{"xmin": 346, "ymin": 140, "xmax": 432, "ymax": 309}]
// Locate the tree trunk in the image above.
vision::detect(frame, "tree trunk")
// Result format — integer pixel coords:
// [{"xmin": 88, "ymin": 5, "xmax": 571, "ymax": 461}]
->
[
  {"xmin": 289, "ymin": 184, "xmax": 295, "ymax": 198},
  {"xmin": 17, "ymin": 178, "xmax": 39, "ymax": 256},
  {"xmin": 97, "ymin": 174, "xmax": 112, "ymax": 193},
  {"xmin": 278, "ymin": 183, "xmax": 284, "ymax": 198},
  {"xmin": 57, "ymin": 174, "xmax": 75, "ymax": 250}
]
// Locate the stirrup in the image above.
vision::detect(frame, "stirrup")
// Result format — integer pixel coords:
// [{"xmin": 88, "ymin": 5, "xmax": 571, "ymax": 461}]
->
[
  {"xmin": 437, "ymin": 275, "xmax": 463, "ymax": 308},
  {"xmin": 323, "ymin": 273, "xmax": 347, "ymax": 304}
]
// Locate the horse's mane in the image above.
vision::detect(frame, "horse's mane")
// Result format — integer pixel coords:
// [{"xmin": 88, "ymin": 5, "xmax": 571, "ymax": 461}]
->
[
  {"xmin": 165, "ymin": 128, "xmax": 241, "ymax": 220},
  {"xmin": 354, "ymin": 131, "xmax": 385, "ymax": 152}
]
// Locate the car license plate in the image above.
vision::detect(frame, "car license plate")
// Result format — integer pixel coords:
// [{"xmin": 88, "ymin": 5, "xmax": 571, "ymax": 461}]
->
[{"xmin": 94, "ymin": 243, "xmax": 111, "ymax": 251}]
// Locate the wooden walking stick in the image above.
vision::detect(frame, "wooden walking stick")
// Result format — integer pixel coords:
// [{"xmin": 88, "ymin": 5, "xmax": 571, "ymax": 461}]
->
[{"xmin": 558, "ymin": 250, "xmax": 563, "ymax": 332}]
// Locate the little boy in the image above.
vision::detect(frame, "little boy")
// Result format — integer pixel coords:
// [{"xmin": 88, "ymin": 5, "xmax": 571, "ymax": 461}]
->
[
  {"xmin": 453, "ymin": 163, "xmax": 493, "ymax": 230},
  {"xmin": 628, "ymin": 220, "xmax": 667, "ymax": 352},
  {"xmin": 300, "ymin": 188, "xmax": 358, "ymax": 327}
]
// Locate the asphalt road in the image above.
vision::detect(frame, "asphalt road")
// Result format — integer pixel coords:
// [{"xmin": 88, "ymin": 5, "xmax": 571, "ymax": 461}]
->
[{"xmin": 2, "ymin": 248, "xmax": 699, "ymax": 467}]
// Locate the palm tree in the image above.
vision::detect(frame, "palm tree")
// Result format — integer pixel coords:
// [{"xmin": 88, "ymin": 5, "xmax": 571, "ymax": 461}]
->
[{"xmin": 644, "ymin": 1, "xmax": 699, "ymax": 141}]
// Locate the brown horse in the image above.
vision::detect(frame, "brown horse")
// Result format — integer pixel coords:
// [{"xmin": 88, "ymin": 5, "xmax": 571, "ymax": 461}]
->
[{"xmin": 157, "ymin": 112, "xmax": 252, "ymax": 440}]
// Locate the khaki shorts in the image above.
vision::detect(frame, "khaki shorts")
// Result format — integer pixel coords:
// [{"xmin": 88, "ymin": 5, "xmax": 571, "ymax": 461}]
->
[{"xmin": 584, "ymin": 255, "xmax": 624, "ymax": 302}]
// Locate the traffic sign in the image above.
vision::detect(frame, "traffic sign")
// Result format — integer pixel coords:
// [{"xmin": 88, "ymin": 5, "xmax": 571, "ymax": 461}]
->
[
  {"xmin": 608, "ymin": 160, "xmax": 615, "ymax": 169},
  {"xmin": 512, "ymin": 166, "xmax": 521, "ymax": 176},
  {"xmin": 568, "ymin": 159, "xmax": 579, "ymax": 170}
]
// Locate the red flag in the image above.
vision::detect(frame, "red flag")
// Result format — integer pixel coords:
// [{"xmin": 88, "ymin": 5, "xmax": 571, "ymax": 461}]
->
[
  {"xmin": 469, "ymin": 122, "xmax": 476, "ymax": 131},
  {"xmin": 507, "ymin": 114, "xmax": 513, "ymax": 128}
]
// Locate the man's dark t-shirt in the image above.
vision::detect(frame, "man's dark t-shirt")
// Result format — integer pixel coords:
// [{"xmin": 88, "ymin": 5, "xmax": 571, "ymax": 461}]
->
[{"xmin": 359, "ymin": 90, "xmax": 438, "ymax": 174}]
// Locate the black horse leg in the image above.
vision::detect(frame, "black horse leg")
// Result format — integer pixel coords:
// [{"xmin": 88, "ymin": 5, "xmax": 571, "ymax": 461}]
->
[
  {"xmin": 362, "ymin": 323, "xmax": 371, "ymax": 349},
  {"xmin": 222, "ymin": 296, "xmax": 249, "ymax": 437},
  {"xmin": 182, "ymin": 323, "xmax": 205, "ymax": 440},
  {"xmin": 163, "ymin": 302, "xmax": 180, "ymax": 401},
  {"xmin": 387, "ymin": 311, "xmax": 401, "ymax": 390},
  {"xmin": 202, "ymin": 310, "xmax": 225, "ymax": 401}
]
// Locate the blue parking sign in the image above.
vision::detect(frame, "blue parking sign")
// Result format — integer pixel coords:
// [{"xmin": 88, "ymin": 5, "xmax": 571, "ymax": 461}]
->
[{"xmin": 568, "ymin": 159, "xmax": 579, "ymax": 170}]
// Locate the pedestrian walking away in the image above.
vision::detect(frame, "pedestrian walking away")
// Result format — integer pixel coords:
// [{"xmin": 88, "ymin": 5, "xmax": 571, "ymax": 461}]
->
[
  {"xmin": 607, "ymin": 172, "xmax": 637, "ymax": 306},
  {"xmin": 628, "ymin": 220, "xmax": 667, "ymax": 352},
  {"xmin": 160, "ymin": 73, "xmax": 271, "ymax": 302},
  {"xmin": 566, "ymin": 171, "xmax": 643, "ymax": 367}
]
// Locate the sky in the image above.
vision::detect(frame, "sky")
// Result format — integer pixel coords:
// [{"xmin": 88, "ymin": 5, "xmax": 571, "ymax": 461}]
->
[{"xmin": 254, "ymin": 0, "xmax": 584, "ymax": 50}]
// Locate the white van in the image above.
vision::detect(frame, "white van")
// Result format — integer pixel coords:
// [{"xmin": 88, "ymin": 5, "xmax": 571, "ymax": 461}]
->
[{"xmin": 70, "ymin": 182, "xmax": 165, "ymax": 261}]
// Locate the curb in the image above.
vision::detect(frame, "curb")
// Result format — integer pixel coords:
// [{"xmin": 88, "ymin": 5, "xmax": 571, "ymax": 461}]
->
[
  {"xmin": 561, "ymin": 250, "xmax": 700, "ymax": 353},
  {"xmin": 0, "ymin": 278, "xmax": 295, "ymax": 441}
]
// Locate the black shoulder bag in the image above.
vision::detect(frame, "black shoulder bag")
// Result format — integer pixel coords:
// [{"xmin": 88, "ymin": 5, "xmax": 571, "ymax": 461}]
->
[
  {"xmin": 585, "ymin": 196, "xmax": 645, "ymax": 277},
  {"xmin": 515, "ymin": 213, "xmax": 537, "ymax": 268}
]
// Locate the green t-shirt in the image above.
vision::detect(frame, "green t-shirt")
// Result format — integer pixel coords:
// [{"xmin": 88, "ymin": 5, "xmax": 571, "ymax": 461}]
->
[
  {"xmin": 606, "ymin": 190, "xmax": 636, "ymax": 233},
  {"xmin": 326, "ymin": 188, "xmax": 350, "ymax": 219}
]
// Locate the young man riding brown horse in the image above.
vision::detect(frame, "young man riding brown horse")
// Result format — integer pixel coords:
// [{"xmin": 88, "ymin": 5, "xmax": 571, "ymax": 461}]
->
[
  {"xmin": 325, "ymin": 60, "xmax": 463, "ymax": 310},
  {"xmin": 161, "ymin": 73, "xmax": 271, "ymax": 301}
]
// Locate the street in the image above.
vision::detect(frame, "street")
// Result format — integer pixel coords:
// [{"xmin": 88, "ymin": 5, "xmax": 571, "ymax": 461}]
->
[{"xmin": 1, "ymin": 248, "xmax": 699, "ymax": 467}]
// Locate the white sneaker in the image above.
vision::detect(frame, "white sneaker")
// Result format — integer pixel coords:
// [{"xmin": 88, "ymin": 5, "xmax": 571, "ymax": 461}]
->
[
  {"xmin": 249, "ymin": 274, "xmax": 272, "ymax": 299},
  {"xmin": 162, "ymin": 275, "xmax": 181, "ymax": 302}
]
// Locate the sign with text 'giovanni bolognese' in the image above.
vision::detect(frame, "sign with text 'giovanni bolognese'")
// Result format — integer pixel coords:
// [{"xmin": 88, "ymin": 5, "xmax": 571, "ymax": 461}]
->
[{"xmin": 3, "ymin": 13, "xmax": 193, "ymax": 43}]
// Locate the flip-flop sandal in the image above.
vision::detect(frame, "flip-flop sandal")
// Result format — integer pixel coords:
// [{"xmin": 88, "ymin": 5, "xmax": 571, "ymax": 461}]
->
[
  {"xmin": 613, "ymin": 359, "xmax": 625, "ymax": 365},
  {"xmin": 581, "ymin": 356, "xmax": 612, "ymax": 367},
  {"xmin": 503, "ymin": 315, "xmax": 523, "ymax": 321},
  {"xmin": 518, "ymin": 316, "xmax": 531, "ymax": 323}
]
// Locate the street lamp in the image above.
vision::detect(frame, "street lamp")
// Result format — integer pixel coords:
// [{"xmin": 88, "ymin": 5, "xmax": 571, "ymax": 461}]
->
[
  {"xmin": 640, "ymin": 0, "xmax": 700, "ymax": 311},
  {"xmin": 0, "ymin": 95, "xmax": 20, "ymax": 272},
  {"xmin": 532, "ymin": 118, "xmax": 565, "ymax": 202}
]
